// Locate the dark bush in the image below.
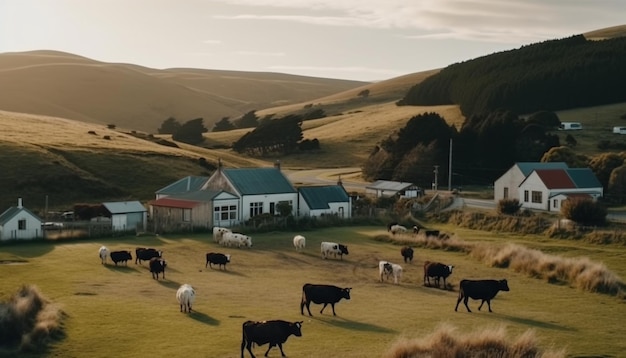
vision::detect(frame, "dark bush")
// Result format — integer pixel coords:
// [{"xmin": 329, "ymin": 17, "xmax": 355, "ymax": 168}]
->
[
  {"xmin": 497, "ymin": 198, "xmax": 521, "ymax": 215},
  {"xmin": 561, "ymin": 197, "xmax": 607, "ymax": 226}
]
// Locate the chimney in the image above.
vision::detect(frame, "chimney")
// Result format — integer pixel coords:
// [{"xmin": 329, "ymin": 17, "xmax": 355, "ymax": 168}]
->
[
  {"xmin": 17, "ymin": 197, "xmax": 23, "ymax": 209},
  {"xmin": 337, "ymin": 175, "xmax": 343, "ymax": 187},
  {"xmin": 274, "ymin": 160, "xmax": 281, "ymax": 170}
]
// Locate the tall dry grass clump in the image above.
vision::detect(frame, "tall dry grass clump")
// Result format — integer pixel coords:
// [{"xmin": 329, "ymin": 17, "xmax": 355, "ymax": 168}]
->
[
  {"xmin": 471, "ymin": 243, "xmax": 626, "ymax": 297},
  {"xmin": 383, "ymin": 324, "xmax": 566, "ymax": 358},
  {"xmin": 0, "ymin": 285, "xmax": 66, "ymax": 354}
]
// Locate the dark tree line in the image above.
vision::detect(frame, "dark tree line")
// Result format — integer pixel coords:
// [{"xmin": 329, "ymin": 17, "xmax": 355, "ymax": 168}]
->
[
  {"xmin": 232, "ymin": 115, "xmax": 319, "ymax": 155},
  {"xmin": 398, "ymin": 35, "xmax": 626, "ymax": 117},
  {"xmin": 158, "ymin": 117, "xmax": 208, "ymax": 145}
]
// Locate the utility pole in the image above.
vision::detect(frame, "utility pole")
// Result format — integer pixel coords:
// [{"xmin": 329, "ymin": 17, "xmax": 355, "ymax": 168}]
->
[
  {"xmin": 433, "ymin": 165, "xmax": 439, "ymax": 192},
  {"xmin": 448, "ymin": 138, "xmax": 453, "ymax": 191}
]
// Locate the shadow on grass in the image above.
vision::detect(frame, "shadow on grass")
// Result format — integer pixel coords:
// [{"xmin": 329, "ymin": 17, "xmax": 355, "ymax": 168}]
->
[
  {"xmin": 495, "ymin": 314, "xmax": 577, "ymax": 332},
  {"xmin": 0, "ymin": 241, "xmax": 55, "ymax": 258},
  {"xmin": 156, "ymin": 279, "xmax": 182, "ymax": 290},
  {"xmin": 187, "ymin": 310, "xmax": 220, "ymax": 326},
  {"xmin": 313, "ymin": 315, "xmax": 396, "ymax": 333},
  {"xmin": 202, "ymin": 268, "xmax": 247, "ymax": 277},
  {"xmin": 104, "ymin": 264, "xmax": 137, "ymax": 273}
]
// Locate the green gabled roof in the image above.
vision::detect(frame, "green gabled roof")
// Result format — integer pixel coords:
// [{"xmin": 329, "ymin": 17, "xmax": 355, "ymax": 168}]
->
[
  {"xmin": 516, "ymin": 162, "xmax": 568, "ymax": 176},
  {"xmin": 223, "ymin": 168, "xmax": 296, "ymax": 195},
  {"xmin": 0, "ymin": 206, "xmax": 42, "ymax": 225},
  {"xmin": 156, "ymin": 176, "xmax": 209, "ymax": 195},
  {"xmin": 102, "ymin": 201, "xmax": 146, "ymax": 214},
  {"xmin": 567, "ymin": 168, "xmax": 602, "ymax": 189},
  {"xmin": 299, "ymin": 185, "xmax": 349, "ymax": 210}
]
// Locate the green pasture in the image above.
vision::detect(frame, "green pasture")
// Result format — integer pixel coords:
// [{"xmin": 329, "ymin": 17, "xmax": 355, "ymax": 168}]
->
[{"xmin": 1, "ymin": 226, "xmax": 625, "ymax": 358}]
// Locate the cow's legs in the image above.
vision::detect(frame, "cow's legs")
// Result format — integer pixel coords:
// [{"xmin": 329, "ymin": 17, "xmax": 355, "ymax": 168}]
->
[
  {"xmin": 264, "ymin": 343, "xmax": 275, "ymax": 357},
  {"xmin": 463, "ymin": 297, "xmax": 472, "ymax": 312},
  {"xmin": 277, "ymin": 343, "xmax": 286, "ymax": 357},
  {"xmin": 331, "ymin": 303, "xmax": 337, "ymax": 316},
  {"xmin": 320, "ymin": 303, "xmax": 329, "ymax": 314},
  {"xmin": 242, "ymin": 341, "xmax": 255, "ymax": 358},
  {"xmin": 301, "ymin": 301, "xmax": 312, "ymax": 316},
  {"xmin": 478, "ymin": 299, "xmax": 492, "ymax": 312}
]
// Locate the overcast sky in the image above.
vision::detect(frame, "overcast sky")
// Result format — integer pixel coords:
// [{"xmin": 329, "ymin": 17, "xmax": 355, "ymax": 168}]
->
[{"xmin": 1, "ymin": 0, "xmax": 623, "ymax": 81}]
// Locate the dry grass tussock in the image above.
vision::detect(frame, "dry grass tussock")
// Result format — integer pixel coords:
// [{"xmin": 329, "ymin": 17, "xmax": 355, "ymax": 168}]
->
[
  {"xmin": 471, "ymin": 243, "xmax": 626, "ymax": 297},
  {"xmin": 383, "ymin": 324, "xmax": 566, "ymax": 358},
  {"xmin": 0, "ymin": 285, "xmax": 66, "ymax": 354},
  {"xmin": 382, "ymin": 232, "xmax": 626, "ymax": 298}
]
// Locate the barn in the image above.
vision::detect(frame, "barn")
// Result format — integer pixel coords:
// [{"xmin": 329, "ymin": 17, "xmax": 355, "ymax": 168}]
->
[
  {"xmin": 298, "ymin": 185, "xmax": 352, "ymax": 218},
  {"xmin": 0, "ymin": 198, "xmax": 43, "ymax": 241}
]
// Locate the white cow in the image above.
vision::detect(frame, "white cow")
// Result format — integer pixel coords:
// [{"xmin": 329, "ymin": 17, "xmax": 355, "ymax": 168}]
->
[
  {"xmin": 213, "ymin": 227, "xmax": 231, "ymax": 243},
  {"xmin": 379, "ymin": 260, "xmax": 403, "ymax": 284},
  {"xmin": 176, "ymin": 284, "xmax": 196, "ymax": 313},
  {"xmin": 221, "ymin": 232, "xmax": 252, "ymax": 248},
  {"xmin": 99, "ymin": 246, "xmax": 109, "ymax": 264},
  {"xmin": 389, "ymin": 225, "xmax": 408, "ymax": 235},
  {"xmin": 293, "ymin": 235, "xmax": 306, "ymax": 251},
  {"xmin": 320, "ymin": 241, "xmax": 349, "ymax": 260}
]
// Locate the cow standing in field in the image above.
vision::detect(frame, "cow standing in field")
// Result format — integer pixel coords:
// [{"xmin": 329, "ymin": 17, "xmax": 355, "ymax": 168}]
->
[
  {"xmin": 455, "ymin": 279, "xmax": 510, "ymax": 313},
  {"xmin": 293, "ymin": 235, "xmax": 306, "ymax": 251},
  {"xmin": 135, "ymin": 247, "xmax": 162, "ymax": 265},
  {"xmin": 301, "ymin": 283, "xmax": 351, "ymax": 316},
  {"xmin": 99, "ymin": 246, "xmax": 109, "ymax": 264},
  {"xmin": 379, "ymin": 261, "xmax": 403, "ymax": 284},
  {"xmin": 389, "ymin": 224, "xmax": 407, "ymax": 235},
  {"xmin": 320, "ymin": 242, "xmax": 349, "ymax": 260},
  {"xmin": 110, "ymin": 250, "xmax": 132, "ymax": 266},
  {"xmin": 425, "ymin": 230, "xmax": 440, "ymax": 239},
  {"xmin": 221, "ymin": 232, "xmax": 252, "ymax": 248},
  {"xmin": 176, "ymin": 284, "xmax": 195, "ymax": 313},
  {"xmin": 241, "ymin": 320, "xmax": 303, "ymax": 358},
  {"xmin": 423, "ymin": 261, "xmax": 454, "ymax": 288},
  {"xmin": 400, "ymin": 246, "xmax": 414, "ymax": 263},
  {"xmin": 150, "ymin": 257, "xmax": 167, "ymax": 280},
  {"xmin": 205, "ymin": 252, "xmax": 230, "ymax": 270},
  {"xmin": 213, "ymin": 226, "xmax": 231, "ymax": 244}
]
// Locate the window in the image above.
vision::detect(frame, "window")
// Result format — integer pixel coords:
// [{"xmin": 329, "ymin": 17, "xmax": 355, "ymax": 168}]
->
[
  {"xmin": 270, "ymin": 202, "xmax": 275, "ymax": 215},
  {"xmin": 503, "ymin": 187, "xmax": 509, "ymax": 199},
  {"xmin": 18, "ymin": 219, "xmax": 26, "ymax": 230},
  {"xmin": 183, "ymin": 208, "xmax": 191, "ymax": 222},
  {"xmin": 215, "ymin": 204, "xmax": 238, "ymax": 222},
  {"xmin": 250, "ymin": 202, "xmax": 263, "ymax": 217},
  {"xmin": 553, "ymin": 199, "xmax": 559, "ymax": 209},
  {"xmin": 531, "ymin": 191, "xmax": 542, "ymax": 203},
  {"xmin": 524, "ymin": 190, "xmax": 529, "ymax": 202}
]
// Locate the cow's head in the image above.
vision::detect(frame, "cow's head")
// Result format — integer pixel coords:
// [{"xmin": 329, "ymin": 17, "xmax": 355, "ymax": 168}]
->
[
  {"xmin": 499, "ymin": 279, "xmax": 510, "ymax": 291},
  {"xmin": 338, "ymin": 244, "xmax": 349, "ymax": 255},
  {"xmin": 157, "ymin": 250, "xmax": 163, "ymax": 257},
  {"xmin": 383, "ymin": 263, "xmax": 393, "ymax": 275},
  {"xmin": 447, "ymin": 265, "xmax": 454, "ymax": 274},
  {"xmin": 291, "ymin": 321, "xmax": 304, "ymax": 336},
  {"xmin": 225, "ymin": 254, "xmax": 231, "ymax": 262},
  {"xmin": 342, "ymin": 287, "xmax": 352, "ymax": 300}
]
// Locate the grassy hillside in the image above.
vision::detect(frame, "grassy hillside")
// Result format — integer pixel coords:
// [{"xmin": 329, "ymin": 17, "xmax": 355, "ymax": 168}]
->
[
  {"xmin": 0, "ymin": 226, "xmax": 624, "ymax": 357},
  {"xmin": 0, "ymin": 50, "xmax": 367, "ymax": 133}
]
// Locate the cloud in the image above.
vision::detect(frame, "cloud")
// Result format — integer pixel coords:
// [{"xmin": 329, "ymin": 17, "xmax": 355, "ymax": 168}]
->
[{"xmin": 202, "ymin": 40, "xmax": 222, "ymax": 45}]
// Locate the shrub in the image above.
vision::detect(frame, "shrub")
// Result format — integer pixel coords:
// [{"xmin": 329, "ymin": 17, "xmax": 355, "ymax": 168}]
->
[
  {"xmin": 560, "ymin": 198, "xmax": 607, "ymax": 226},
  {"xmin": 497, "ymin": 198, "xmax": 521, "ymax": 215}
]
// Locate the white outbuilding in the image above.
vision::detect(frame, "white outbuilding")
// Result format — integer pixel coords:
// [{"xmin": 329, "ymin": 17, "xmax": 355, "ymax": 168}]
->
[{"xmin": 0, "ymin": 198, "xmax": 43, "ymax": 241}]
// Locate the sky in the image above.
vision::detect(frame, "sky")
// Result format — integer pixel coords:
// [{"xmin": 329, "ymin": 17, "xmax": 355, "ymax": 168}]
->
[{"xmin": 1, "ymin": 0, "xmax": 623, "ymax": 82}]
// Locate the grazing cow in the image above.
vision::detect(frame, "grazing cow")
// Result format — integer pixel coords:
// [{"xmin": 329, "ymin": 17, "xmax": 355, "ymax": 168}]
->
[
  {"xmin": 455, "ymin": 279, "xmax": 510, "ymax": 313},
  {"xmin": 221, "ymin": 232, "xmax": 252, "ymax": 248},
  {"xmin": 320, "ymin": 242, "xmax": 349, "ymax": 260},
  {"xmin": 425, "ymin": 230, "xmax": 440, "ymax": 239},
  {"xmin": 387, "ymin": 222, "xmax": 398, "ymax": 232},
  {"xmin": 135, "ymin": 247, "xmax": 162, "ymax": 265},
  {"xmin": 213, "ymin": 226, "xmax": 231, "ymax": 243},
  {"xmin": 413, "ymin": 225, "xmax": 421, "ymax": 235},
  {"xmin": 241, "ymin": 320, "xmax": 303, "ymax": 358},
  {"xmin": 423, "ymin": 261, "xmax": 454, "ymax": 288},
  {"xmin": 205, "ymin": 252, "xmax": 230, "ymax": 270},
  {"xmin": 99, "ymin": 246, "xmax": 109, "ymax": 264},
  {"xmin": 400, "ymin": 246, "xmax": 414, "ymax": 263},
  {"xmin": 149, "ymin": 257, "xmax": 167, "ymax": 280},
  {"xmin": 389, "ymin": 224, "xmax": 408, "ymax": 235},
  {"xmin": 293, "ymin": 235, "xmax": 306, "ymax": 251},
  {"xmin": 301, "ymin": 283, "xmax": 351, "ymax": 316},
  {"xmin": 109, "ymin": 250, "xmax": 132, "ymax": 266},
  {"xmin": 379, "ymin": 261, "xmax": 403, "ymax": 284},
  {"xmin": 176, "ymin": 284, "xmax": 195, "ymax": 313}
]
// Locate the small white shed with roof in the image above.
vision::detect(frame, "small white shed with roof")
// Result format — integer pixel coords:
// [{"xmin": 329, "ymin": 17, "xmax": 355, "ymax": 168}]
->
[
  {"xmin": 0, "ymin": 198, "xmax": 43, "ymax": 241},
  {"xmin": 102, "ymin": 201, "xmax": 147, "ymax": 232}
]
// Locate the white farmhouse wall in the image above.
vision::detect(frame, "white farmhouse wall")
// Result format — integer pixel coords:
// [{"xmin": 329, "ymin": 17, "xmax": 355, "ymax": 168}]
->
[
  {"xmin": 494, "ymin": 166, "xmax": 524, "ymax": 203},
  {"xmin": 0, "ymin": 212, "xmax": 42, "ymax": 241},
  {"xmin": 518, "ymin": 172, "xmax": 550, "ymax": 210},
  {"xmin": 241, "ymin": 193, "xmax": 298, "ymax": 221}
]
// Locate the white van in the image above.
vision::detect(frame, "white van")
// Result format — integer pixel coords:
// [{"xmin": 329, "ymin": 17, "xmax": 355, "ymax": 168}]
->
[
  {"xmin": 613, "ymin": 126, "xmax": 626, "ymax": 134},
  {"xmin": 559, "ymin": 122, "xmax": 582, "ymax": 130}
]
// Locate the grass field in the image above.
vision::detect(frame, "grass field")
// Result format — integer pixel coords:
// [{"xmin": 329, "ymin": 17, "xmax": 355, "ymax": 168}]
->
[{"xmin": 1, "ymin": 226, "xmax": 625, "ymax": 358}]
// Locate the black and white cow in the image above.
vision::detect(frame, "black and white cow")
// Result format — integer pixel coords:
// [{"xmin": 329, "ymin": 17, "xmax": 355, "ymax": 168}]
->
[
  {"xmin": 400, "ymin": 246, "xmax": 414, "ymax": 263},
  {"xmin": 320, "ymin": 242, "xmax": 349, "ymax": 260},
  {"xmin": 99, "ymin": 246, "xmax": 109, "ymax": 264},
  {"xmin": 109, "ymin": 250, "xmax": 132, "ymax": 266},
  {"xmin": 149, "ymin": 257, "xmax": 167, "ymax": 280},
  {"xmin": 455, "ymin": 279, "xmax": 510, "ymax": 313},
  {"xmin": 300, "ymin": 283, "xmax": 351, "ymax": 316},
  {"xmin": 423, "ymin": 261, "xmax": 454, "ymax": 288},
  {"xmin": 241, "ymin": 320, "xmax": 303, "ymax": 358},
  {"xmin": 135, "ymin": 247, "xmax": 162, "ymax": 265},
  {"xmin": 205, "ymin": 252, "xmax": 230, "ymax": 270}
]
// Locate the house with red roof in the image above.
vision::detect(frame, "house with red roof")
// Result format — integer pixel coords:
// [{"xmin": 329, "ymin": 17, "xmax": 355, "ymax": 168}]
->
[
  {"xmin": 518, "ymin": 168, "xmax": 603, "ymax": 211},
  {"xmin": 494, "ymin": 162, "xmax": 569, "ymax": 203}
]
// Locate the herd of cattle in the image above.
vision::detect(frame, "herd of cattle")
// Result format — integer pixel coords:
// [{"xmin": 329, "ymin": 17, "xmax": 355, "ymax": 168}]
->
[{"xmin": 96, "ymin": 224, "xmax": 510, "ymax": 357}]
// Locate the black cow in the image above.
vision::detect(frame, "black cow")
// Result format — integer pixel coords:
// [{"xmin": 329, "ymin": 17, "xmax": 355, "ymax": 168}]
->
[
  {"xmin": 149, "ymin": 257, "xmax": 167, "ymax": 280},
  {"xmin": 206, "ymin": 252, "xmax": 230, "ymax": 270},
  {"xmin": 300, "ymin": 283, "xmax": 351, "ymax": 316},
  {"xmin": 241, "ymin": 320, "xmax": 303, "ymax": 358},
  {"xmin": 135, "ymin": 247, "xmax": 162, "ymax": 265},
  {"xmin": 455, "ymin": 279, "xmax": 510, "ymax": 313},
  {"xmin": 110, "ymin": 251, "xmax": 132, "ymax": 266},
  {"xmin": 425, "ymin": 230, "xmax": 440, "ymax": 238},
  {"xmin": 400, "ymin": 246, "xmax": 414, "ymax": 263},
  {"xmin": 412, "ymin": 225, "xmax": 421, "ymax": 235},
  {"xmin": 423, "ymin": 261, "xmax": 454, "ymax": 288}
]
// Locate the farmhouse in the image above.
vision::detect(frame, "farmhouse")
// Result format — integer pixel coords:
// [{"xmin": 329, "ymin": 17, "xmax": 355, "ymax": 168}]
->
[
  {"xmin": 365, "ymin": 180, "xmax": 422, "ymax": 198},
  {"xmin": 298, "ymin": 185, "xmax": 352, "ymax": 218},
  {"xmin": 518, "ymin": 168, "xmax": 603, "ymax": 212},
  {"xmin": 0, "ymin": 198, "xmax": 43, "ymax": 241},
  {"xmin": 102, "ymin": 201, "xmax": 148, "ymax": 232},
  {"xmin": 494, "ymin": 162, "xmax": 569, "ymax": 203}
]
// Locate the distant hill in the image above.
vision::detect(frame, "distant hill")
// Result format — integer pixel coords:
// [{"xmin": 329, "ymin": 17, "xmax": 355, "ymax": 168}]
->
[{"xmin": 0, "ymin": 50, "xmax": 367, "ymax": 133}]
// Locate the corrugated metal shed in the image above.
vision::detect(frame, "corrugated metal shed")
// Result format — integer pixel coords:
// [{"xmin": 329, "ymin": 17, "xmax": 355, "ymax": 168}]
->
[
  {"xmin": 516, "ymin": 162, "xmax": 568, "ymax": 176},
  {"xmin": 223, "ymin": 168, "xmax": 296, "ymax": 195},
  {"xmin": 365, "ymin": 180, "xmax": 414, "ymax": 192},
  {"xmin": 156, "ymin": 176, "xmax": 209, "ymax": 195},
  {"xmin": 102, "ymin": 201, "xmax": 146, "ymax": 214},
  {"xmin": 567, "ymin": 168, "xmax": 603, "ymax": 189},
  {"xmin": 299, "ymin": 185, "xmax": 349, "ymax": 210}
]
